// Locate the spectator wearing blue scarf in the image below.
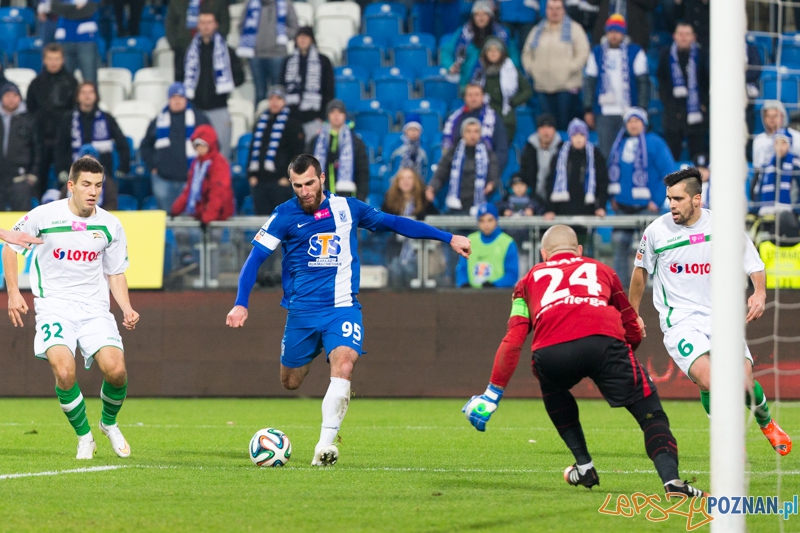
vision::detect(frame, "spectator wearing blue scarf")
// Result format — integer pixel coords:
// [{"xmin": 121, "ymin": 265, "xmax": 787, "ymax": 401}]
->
[
  {"xmin": 606, "ymin": 107, "xmax": 675, "ymax": 287},
  {"xmin": 583, "ymin": 14, "xmax": 650, "ymax": 159},
  {"xmin": 522, "ymin": 0, "xmax": 590, "ymax": 131},
  {"xmin": 440, "ymin": 1, "xmax": 520, "ymax": 89},
  {"xmin": 166, "ymin": 0, "xmax": 230, "ymax": 82},
  {"xmin": 50, "ymin": 0, "xmax": 100, "ymax": 83},
  {"xmin": 657, "ymin": 21, "xmax": 709, "ymax": 161},
  {"xmin": 141, "ymin": 82, "xmax": 211, "ymax": 211},
  {"xmin": 753, "ymin": 130, "xmax": 800, "ymax": 217}
]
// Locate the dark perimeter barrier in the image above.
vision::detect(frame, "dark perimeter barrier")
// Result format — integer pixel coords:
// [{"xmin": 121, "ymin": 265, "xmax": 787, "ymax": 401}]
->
[{"xmin": 1, "ymin": 289, "xmax": 798, "ymax": 399}]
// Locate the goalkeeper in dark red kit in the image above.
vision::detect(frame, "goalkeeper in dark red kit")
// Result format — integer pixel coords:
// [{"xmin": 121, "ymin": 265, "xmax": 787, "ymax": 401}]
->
[{"xmin": 463, "ymin": 225, "xmax": 706, "ymax": 497}]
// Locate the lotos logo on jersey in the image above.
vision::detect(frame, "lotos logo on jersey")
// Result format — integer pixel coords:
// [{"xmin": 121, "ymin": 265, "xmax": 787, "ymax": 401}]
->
[
  {"xmin": 670, "ymin": 262, "xmax": 711, "ymax": 274},
  {"xmin": 308, "ymin": 233, "xmax": 342, "ymax": 267},
  {"xmin": 53, "ymin": 248, "xmax": 101, "ymax": 262}
]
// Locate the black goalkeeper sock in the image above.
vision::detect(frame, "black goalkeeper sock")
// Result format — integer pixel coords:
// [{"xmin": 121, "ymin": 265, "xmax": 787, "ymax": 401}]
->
[{"xmin": 542, "ymin": 389, "xmax": 591, "ymax": 465}]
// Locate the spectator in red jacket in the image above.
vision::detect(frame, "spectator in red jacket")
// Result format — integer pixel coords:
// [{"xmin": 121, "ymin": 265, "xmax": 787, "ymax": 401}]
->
[{"xmin": 171, "ymin": 124, "xmax": 234, "ymax": 224}]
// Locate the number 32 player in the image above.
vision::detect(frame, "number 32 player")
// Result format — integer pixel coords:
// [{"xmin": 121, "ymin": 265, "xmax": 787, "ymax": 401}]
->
[
  {"xmin": 227, "ymin": 154, "xmax": 471, "ymax": 466},
  {"xmin": 464, "ymin": 225, "xmax": 705, "ymax": 496}
]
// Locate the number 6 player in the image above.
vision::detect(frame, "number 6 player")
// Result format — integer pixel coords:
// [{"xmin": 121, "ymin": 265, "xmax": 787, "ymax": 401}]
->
[
  {"xmin": 629, "ymin": 167, "xmax": 791, "ymax": 455},
  {"xmin": 3, "ymin": 156, "xmax": 139, "ymax": 460},
  {"xmin": 227, "ymin": 154, "xmax": 471, "ymax": 466},
  {"xmin": 464, "ymin": 225, "xmax": 705, "ymax": 496}
]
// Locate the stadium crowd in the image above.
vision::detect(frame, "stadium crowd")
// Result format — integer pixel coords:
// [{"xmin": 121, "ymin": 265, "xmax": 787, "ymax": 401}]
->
[{"xmin": 0, "ymin": 0, "xmax": 796, "ymax": 287}]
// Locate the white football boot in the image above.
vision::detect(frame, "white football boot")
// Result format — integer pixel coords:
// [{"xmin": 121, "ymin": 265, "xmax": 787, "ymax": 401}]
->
[
  {"xmin": 76, "ymin": 433, "xmax": 97, "ymax": 460},
  {"xmin": 99, "ymin": 421, "xmax": 131, "ymax": 458},
  {"xmin": 311, "ymin": 444, "xmax": 339, "ymax": 466}
]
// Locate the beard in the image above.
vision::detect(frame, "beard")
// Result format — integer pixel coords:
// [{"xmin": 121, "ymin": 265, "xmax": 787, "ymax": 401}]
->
[
  {"xmin": 297, "ymin": 187, "xmax": 323, "ymax": 213},
  {"xmin": 672, "ymin": 206, "xmax": 694, "ymax": 226}
]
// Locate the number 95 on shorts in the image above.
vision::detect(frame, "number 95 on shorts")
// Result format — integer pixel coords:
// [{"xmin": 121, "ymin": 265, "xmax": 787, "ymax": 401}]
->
[
  {"xmin": 33, "ymin": 299, "xmax": 123, "ymax": 368},
  {"xmin": 280, "ymin": 307, "xmax": 364, "ymax": 368}
]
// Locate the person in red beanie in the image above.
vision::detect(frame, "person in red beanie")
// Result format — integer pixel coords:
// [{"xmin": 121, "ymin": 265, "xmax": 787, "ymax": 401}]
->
[{"xmin": 172, "ymin": 123, "xmax": 235, "ymax": 224}]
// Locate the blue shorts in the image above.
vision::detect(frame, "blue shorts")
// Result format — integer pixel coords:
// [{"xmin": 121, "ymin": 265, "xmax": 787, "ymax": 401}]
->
[{"xmin": 280, "ymin": 307, "xmax": 364, "ymax": 368}]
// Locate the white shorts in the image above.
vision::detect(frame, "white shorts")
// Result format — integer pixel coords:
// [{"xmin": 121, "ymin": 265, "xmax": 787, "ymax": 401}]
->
[
  {"xmin": 34, "ymin": 298, "xmax": 124, "ymax": 369},
  {"xmin": 663, "ymin": 315, "xmax": 753, "ymax": 378}
]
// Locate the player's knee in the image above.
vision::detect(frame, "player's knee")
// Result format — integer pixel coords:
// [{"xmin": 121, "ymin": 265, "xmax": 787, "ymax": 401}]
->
[
  {"xmin": 53, "ymin": 369, "xmax": 77, "ymax": 390},
  {"xmin": 105, "ymin": 367, "xmax": 127, "ymax": 387},
  {"xmin": 281, "ymin": 375, "xmax": 302, "ymax": 390}
]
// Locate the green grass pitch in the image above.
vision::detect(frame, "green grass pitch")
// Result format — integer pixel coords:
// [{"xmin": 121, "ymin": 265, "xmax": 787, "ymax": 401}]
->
[{"xmin": 0, "ymin": 398, "xmax": 797, "ymax": 532}]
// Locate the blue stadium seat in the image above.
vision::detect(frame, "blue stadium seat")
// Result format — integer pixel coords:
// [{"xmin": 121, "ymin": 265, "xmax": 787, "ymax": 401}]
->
[
  {"xmin": 111, "ymin": 36, "xmax": 154, "ymax": 58},
  {"xmin": 402, "ymin": 98, "xmax": 446, "ymax": 136},
  {"xmin": 15, "ymin": 37, "xmax": 43, "ymax": 71},
  {"xmin": 513, "ymin": 106, "xmax": 536, "ymax": 148},
  {"xmin": 117, "ymin": 194, "xmax": 139, "ymax": 211},
  {"xmin": 139, "ymin": 6, "xmax": 165, "ymax": 42},
  {"xmin": 369, "ymin": 161, "xmax": 390, "ymax": 196},
  {"xmin": 364, "ymin": 13, "xmax": 402, "ymax": 49},
  {"xmin": 108, "ymin": 48, "xmax": 147, "ymax": 75},
  {"xmin": 392, "ymin": 46, "xmax": 431, "ymax": 77},
  {"xmin": 335, "ymin": 79, "xmax": 363, "ymax": 109},
  {"xmin": 391, "ymin": 33, "xmax": 436, "ymax": 53},
  {"xmin": 500, "ymin": 146, "xmax": 519, "ymax": 190},
  {"xmin": 0, "ymin": 7, "xmax": 34, "ymax": 29},
  {"xmin": 761, "ymin": 74, "xmax": 800, "ymax": 104},
  {"xmin": 0, "ymin": 19, "xmax": 27, "ymax": 55},
  {"xmin": 352, "ymin": 100, "xmax": 393, "ymax": 138},
  {"xmin": 335, "ymin": 65, "xmax": 370, "ymax": 80},
  {"xmin": 231, "ymin": 133, "xmax": 253, "ymax": 178},
  {"xmin": 648, "ymin": 99, "xmax": 664, "ymax": 136},
  {"xmin": 411, "ymin": 1, "xmax": 460, "ymax": 39},
  {"xmin": 649, "ymin": 31, "xmax": 672, "ymax": 50},
  {"xmin": 372, "ymin": 67, "xmax": 413, "ymax": 114},
  {"xmin": 421, "ymin": 74, "xmax": 458, "ymax": 103},
  {"xmin": 239, "ymin": 195, "xmax": 254, "ymax": 216},
  {"xmin": 364, "ymin": 2, "xmax": 408, "ymax": 21},
  {"xmin": 356, "ymin": 130, "xmax": 381, "ymax": 163},
  {"xmin": 382, "ymin": 131, "xmax": 403, "ymax": 159},
  {"xmin": 345, "ymin": 44, "xmax": 383, "ymax": 79},
  {"xmin": 779, "ymin": 44, "xmax": 800, "ymax": 68},
  {"xmin": 747, "ymin": 32, "xmax": 774, "ymax": 60},
  {"xmin": 142, "ymin": 195, "xmax": 158, "ymax": 210}
]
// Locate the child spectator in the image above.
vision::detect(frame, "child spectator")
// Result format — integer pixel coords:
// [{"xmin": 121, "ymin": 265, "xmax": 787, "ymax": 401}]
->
[{"xmin": 498, "ymin": 174, "xmax": 537, "ymax": 216}]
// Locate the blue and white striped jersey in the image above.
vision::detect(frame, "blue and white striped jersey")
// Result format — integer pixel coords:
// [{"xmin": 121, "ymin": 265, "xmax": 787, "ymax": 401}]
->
[{"xmin": 252, "ymin": 192, "xmax": 384, "ymax": 311}]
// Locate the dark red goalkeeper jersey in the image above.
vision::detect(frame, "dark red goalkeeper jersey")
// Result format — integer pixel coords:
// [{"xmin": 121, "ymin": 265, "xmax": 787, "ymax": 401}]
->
[{"xmin": 489, "ymin": 252, "xmax": 642, "ymax": 388}]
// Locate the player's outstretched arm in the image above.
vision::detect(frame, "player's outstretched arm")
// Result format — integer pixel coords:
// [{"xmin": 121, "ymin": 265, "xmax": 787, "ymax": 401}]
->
[
  {"xmin": 2, "ymin": 245, "xmax": 28, "ymax": 327},
  {"xmin": 0, "ymin": 228, "xmax": 42, "ymax": 249},
  {"xmin": 227, "ymin": 246, "xmax": 270, "ymax": 328},
  {"xmin": 628, "ymin": 266, "xmax": 649, "ymax": 337},
  {"xmin": 376, "ymin": 213, "xmax": 472, "ymax": 257},
  {"xmin": 449, "ymin": 234, "xmax": 471, "ymax": 259},
  {"xmin": 746, "ymin": 270, "xmax": 767, "ymax": 323},
  {"xmin": 108, "ymin": 274, "xmax": 140, "ymax": 330}
]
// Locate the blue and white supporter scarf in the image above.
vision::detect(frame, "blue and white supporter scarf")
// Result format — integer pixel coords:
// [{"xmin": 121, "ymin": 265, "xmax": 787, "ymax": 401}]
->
[
  {"xmin": 54, "ymin": 0, "xmax": 98, "ymax": 43},
  {"xmin": 598, "ymin": 39, "xmax": 630, "ymax": 110},
  {"xmin": 551, "ymin": 140, "xmax": 597, "ymax": 205},
  {"xmin": 284, "ymin": 45, "xmax": 323, "ymax": 112},
  {"xmin": 185, "ymin": 159, "xmax": 211, "ymax": 215},
  {"xmin": 186, "ymin": 0, "xmax": 199, "ymax": 29},
  {"xmin": 528, "ymin": 15, "xmax": 572, "ymax": 49},
  {"xmin": 314, "ymin": 123, "xmax": 354, "ymax": 191},
  {"xmin": 442, "ymin": 104, "xmax": 496, "ymax": 151},
  {"xmin": 238, "ymin": 0, "xmax": 287, "ymax": 58},
  {"xmin": 184, "ymin": 32, "xmax": 234, "ymax": 99},
  {"xmin": 669, "ymin": 42, "xmax": 703, "ymax": 125},
  {"xmin": 472, "ymin": 57, "xmax": 518, "ymax": 115},
  {"xmin": 608, "ymin": 130, "xmax": 649, "ymax": 199},
  {"xmin": 759, "ymin": 153, "xmax": 797, "ymax": 214},
  {"xmin": 249, "ymin": 106, "xmax": 290, "ymax": 172},
  {"xmin": 154, "ymin": 104, "xmax": 197, "ymax": 167},
  {"xmin": 71, "ymin": 109, "xmax": 113, "ymax": 161},
  {"xmin": 446, "ymin": 140, "xmax": 489, "ymax": 211},
  {"xmin": 454, "ymin": 21, "xmax": 509, "ymax": 64}
]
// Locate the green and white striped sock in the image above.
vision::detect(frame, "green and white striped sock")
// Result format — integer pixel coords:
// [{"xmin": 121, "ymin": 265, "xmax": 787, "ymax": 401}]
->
[
  {"xmin": 100, "ymin": 380, "xmax": 127, "ymax": 426},
  {"xmin": 746, "ymin": 380, "xmax": 772, "ymax": 428},
  {"xmin": 56, "ymin": 383, "xmax": 91, "ymax": 436}
]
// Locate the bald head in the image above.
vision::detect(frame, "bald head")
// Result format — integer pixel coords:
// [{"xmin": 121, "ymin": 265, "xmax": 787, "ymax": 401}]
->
[{"xmin": 541, "ymin": 225, "xmax": 582, "ymax": 261}]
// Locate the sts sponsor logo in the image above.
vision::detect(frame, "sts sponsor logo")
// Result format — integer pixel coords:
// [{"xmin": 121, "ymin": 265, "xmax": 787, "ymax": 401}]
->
[
  {"xmin": 53, "ymin": 249, "xmax": 101, "ymax": 262},
  {"xmin": 670, "ymin": 262, "xmax": 711, "ymax": 274},
  {"xmin": 308, "ymin": 233, "xmax": 342, "ymax": 267}
]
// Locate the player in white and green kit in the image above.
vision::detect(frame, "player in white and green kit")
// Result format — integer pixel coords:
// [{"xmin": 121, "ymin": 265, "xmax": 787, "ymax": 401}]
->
[
  {"xmin": 629, "ymin": 167, "xmax": 791, "ymax": 456},
  {"xmin": 3, "ymin": 156, "xmax": 140, "ymax": 460}
]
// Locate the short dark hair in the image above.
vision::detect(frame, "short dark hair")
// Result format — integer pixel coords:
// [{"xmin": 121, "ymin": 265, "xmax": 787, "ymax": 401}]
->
[
  {"xmin": 288, "ymin": 154, "xmax": 322, "ymax": 178},
  {"xmin": 664, "ymin": 167, "xmax": 702, "ymax": 197},
  {"xmin": 76, "ymin": 81, "xmax": 98, "ymax": 103},
  {"xmin": 43, "ymin": 43, "xmax": 63, "ymax": 57},
  {"xmin": 464, "ymin": 82, "xmax": 484, "ymax": 93},
  {"xmin": 675, "ymin": 20, "xmax": 695, "ymax": 33},
  {"xmin": 198, "ymin": 11, "xmax": 217, "ymax": 21},
  {"xmin": 69, "ymin": 156, "xmax": 105, "ymax": 183}
]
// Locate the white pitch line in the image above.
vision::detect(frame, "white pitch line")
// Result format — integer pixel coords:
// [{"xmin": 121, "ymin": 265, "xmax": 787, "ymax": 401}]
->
[{"xmin": 0, "ymin": 465, "xmax": 129, "ymax": 480}]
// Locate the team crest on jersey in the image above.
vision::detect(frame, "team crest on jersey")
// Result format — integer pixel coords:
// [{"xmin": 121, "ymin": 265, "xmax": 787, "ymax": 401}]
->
[
  {"xmin": 472, "ymin": 262, "xmax": 492, "ymax": 282},
  {"xmin": 308, "ymin": 233, "xmax": 342, "ymax": 267},
  {"xmin": 92, "ymin": 231, "xmax": 103, "ymax": 239},
  {"xmin": 338, "ymin": 210, "xmax": 348, "ymax": 223}
]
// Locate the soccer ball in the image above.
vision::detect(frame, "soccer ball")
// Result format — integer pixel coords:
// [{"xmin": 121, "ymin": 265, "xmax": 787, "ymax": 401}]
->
[{"xmin": 249, "ymin": 428, "xmax": 292, "ymax": 467}]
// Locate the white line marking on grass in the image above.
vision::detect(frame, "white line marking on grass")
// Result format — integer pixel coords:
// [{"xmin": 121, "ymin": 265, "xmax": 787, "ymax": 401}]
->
[{"xmin": 0, "ymin": 465, "xmax": 129, "ymax": 480}]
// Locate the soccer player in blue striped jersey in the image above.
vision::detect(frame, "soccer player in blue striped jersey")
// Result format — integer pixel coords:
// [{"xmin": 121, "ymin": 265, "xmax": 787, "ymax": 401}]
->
[{"xmin": 227, "ymin": 154, "xmax": 472, "ymax": 466}]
